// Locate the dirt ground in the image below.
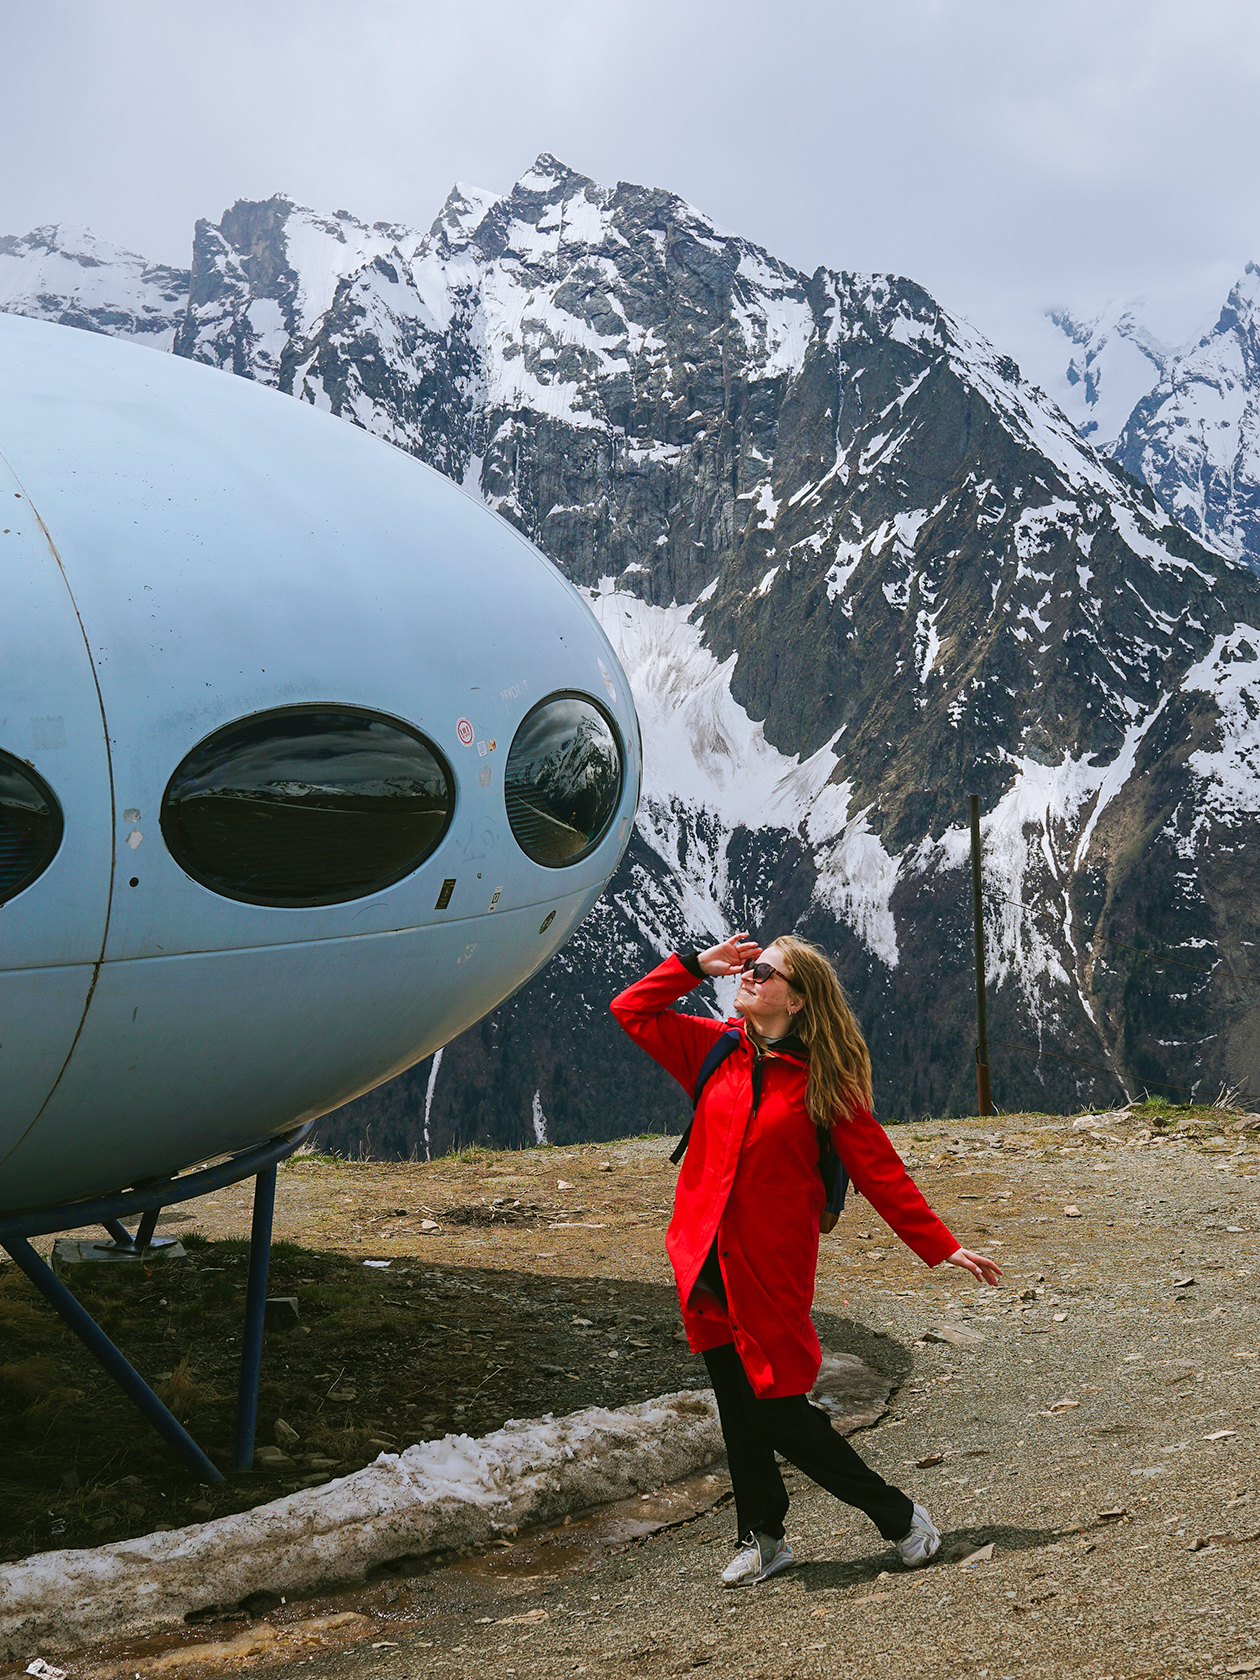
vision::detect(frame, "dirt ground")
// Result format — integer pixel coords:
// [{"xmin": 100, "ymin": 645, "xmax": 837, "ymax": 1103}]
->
[{"xmin": 5, "ymin": 1097, "xmax": 1260, "ymax": 1679}]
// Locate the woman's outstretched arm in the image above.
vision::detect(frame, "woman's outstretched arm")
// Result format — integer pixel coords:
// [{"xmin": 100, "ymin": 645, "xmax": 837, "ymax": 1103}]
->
[{"xmin": 833, "ymin": 1106, "xmax": 999, "ymax": 1284}]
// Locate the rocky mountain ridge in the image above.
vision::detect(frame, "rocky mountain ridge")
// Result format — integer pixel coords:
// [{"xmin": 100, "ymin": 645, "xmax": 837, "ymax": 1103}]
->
[
  {"xmin": 1045, "ymin": 273, "xmax": 1260, "ymax": 575},
  {"xmin": 0, "ymin": 224, "xmax": 189, "ymax": 348},
  {"xmin": 1042, "ymin": 300, "xmax": 1170, "ymax": 446},
  {"xmin": 6, "ymin": 160, "xmax": 1260, "ymax": 1145},
  {"xmin": 1114, "ymin": 264, "xmax": 1260, "ymax": 575}
]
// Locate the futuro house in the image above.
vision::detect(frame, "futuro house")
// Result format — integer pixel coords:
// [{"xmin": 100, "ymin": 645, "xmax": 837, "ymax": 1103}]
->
[{"xmin": 0, "ymin": 313, "xmax": 641, "ymax": 1217}]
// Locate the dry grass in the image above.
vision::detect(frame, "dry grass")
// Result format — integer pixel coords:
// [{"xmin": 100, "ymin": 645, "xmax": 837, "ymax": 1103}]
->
[
  {"xmin": 153, "ymin": 1357, "xmax": 220, "ymax": 1425},
  {"xmin": 0, "ymin": 1355, "xmax": 63, "ymax": 1407}
]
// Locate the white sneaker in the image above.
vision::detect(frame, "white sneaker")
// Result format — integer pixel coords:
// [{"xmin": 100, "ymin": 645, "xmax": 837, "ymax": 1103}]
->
[
  {"xmin": 721, "ymin": 1530, "xmax": 796, "ymax": 1587},
  {"xmin": 896, "ymin": 1501, "xmax": 941, "ymax": 1567}
]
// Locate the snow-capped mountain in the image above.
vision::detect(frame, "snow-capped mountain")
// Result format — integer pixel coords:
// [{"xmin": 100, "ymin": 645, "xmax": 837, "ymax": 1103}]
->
[
  {"xmin": 0, "ymin": 225, "xmax": 189, "ymax": 348},
  {"xmin": 1042, "ymin": 300, "xmax": 1169, "ymax": 446},
  {"xmin": 1042, "ymin": 275, "xmax": 1260, "ymax": 578},
  {"xmin": 8, "ymin": 159, "xmax": 1260, "ymax": 1144},
  {"xmin": 1115, "ymin": 265, "xmax": 1260, "ymax": 572}
]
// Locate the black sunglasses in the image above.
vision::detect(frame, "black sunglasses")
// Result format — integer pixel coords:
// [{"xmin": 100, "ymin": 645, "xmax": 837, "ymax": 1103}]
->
[{"xmin": 742, "ymin": 957, "xmax": 803, "ymax": 991}]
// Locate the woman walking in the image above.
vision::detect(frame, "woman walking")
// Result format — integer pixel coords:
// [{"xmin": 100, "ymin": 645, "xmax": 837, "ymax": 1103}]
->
[{"xmin": 611, "ymin": 933, "xmax": 1001, "ymax": 1585}]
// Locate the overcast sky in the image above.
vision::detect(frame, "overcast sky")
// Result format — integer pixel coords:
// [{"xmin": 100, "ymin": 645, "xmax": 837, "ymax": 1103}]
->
[{"xmin": 7, "ymin": 0, "xmax": 1260, "ymax": 382}]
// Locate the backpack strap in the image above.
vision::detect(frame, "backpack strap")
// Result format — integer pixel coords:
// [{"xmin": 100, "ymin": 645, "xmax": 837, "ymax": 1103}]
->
[
  {"xmin": 817, "ymin": 1128, "xmax": 850, "ymax": 1216},
  {"xmin": 669, "ymin": 1028, "xmax": 743, "ymax": 1165},
  {"xmin": 670, "ymin": 1032, "xmax": 851, "ymax": 1218}
]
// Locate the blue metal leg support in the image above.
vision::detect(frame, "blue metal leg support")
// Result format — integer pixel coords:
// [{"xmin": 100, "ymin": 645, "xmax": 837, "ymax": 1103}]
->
[
  {"xmin": 134, "ymin": 1208, "xmax": 160, "ymax": 1256},
  {"xmin": 0, "ymin": 1124, "xmax": 311, "ymax": 1482},
  {"xmin": 1, "ymin": 1235, "xmax": 223, "ymax": 1484},
  {"xmin": 231, "ymin": 1166, "xmax": 276, "ymax": 1473}
]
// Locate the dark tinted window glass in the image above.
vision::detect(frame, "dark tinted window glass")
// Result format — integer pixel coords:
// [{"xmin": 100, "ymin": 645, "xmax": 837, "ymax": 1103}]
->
[
  {"xmin": 0, "ymin": 752, "xmax": 63, "ymax": 902},
  {"xmin": 161, "ymin": 707, "xmax": 454, "ymax": 907},
  {"xmin": 505, "ymin": 693, "xmax": 622, "ymax": 867}
]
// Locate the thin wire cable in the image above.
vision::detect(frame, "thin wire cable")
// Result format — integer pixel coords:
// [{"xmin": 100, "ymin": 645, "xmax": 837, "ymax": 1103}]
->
[{"xmin": 987, "ymin": 1038, "xmax": 1126, "ymax": 1090}]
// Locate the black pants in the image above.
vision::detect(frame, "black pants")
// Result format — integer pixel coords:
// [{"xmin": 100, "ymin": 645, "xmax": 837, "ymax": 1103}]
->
[{"xmin": 702, "ymin": 1341, "xmax": 914, "ymax": 1543}]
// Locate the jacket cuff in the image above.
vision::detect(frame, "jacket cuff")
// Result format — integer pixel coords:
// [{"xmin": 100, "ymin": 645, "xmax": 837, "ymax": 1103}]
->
[
  {"xmin": 923, "ymin": 1230, "xmax": 963, "ymax": 1267},
  {"xmin": 677, "ymin": 950, "xmax": 705, "ymax": 980}
]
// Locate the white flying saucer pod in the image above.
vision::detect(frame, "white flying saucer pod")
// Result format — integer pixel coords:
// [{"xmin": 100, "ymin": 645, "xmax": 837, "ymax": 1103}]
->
[{"xmin": 0, "ymin": 314, "xmax": 640, "ymax": 1215}]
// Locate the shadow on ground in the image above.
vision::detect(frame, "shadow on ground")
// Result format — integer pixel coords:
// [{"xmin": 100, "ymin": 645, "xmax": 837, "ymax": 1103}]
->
[
  {"xmin": 0, "ymin": 1240, "xmax": 912, "ymax": 1563},
  {"xmin": 797, "ymin": 1523, "xmax": 1070, "ymax": 1591}
]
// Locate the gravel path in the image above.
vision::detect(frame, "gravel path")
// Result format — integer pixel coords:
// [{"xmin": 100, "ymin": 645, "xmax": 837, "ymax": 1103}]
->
[{"xmin": 17, "ymin": 1106, "xmax": 1260, "ymax": 1680}]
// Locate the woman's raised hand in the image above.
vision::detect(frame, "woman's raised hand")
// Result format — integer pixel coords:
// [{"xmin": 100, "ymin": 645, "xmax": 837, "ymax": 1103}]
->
[
  {"xmin": 945, "ymin": 1247, "xmax": 1003, "ymax": 1287},
  {"xmin": 698, "ymin": 933, "xmax": 761, "ymax": 977}
]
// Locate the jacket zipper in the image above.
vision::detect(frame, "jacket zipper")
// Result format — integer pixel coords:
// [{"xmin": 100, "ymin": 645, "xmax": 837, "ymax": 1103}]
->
[{"xmin": 751, "ymin": 1048, "xmax": 764, "ymax": 1114}]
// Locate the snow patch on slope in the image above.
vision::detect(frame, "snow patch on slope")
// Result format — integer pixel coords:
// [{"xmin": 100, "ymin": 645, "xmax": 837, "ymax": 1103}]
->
[
  {"xmin": 808, "ymin": 792, "xmax": 901, "ymax": 969},
  {"xmin": 588, "ymin": 584, "xmax": 901, "ymax": 966},
  {"xmin": 1180, "ymin": 627, "xmax": 1260, "ymax": 835},
  {"xmin": 0, "ymin": 1392, "xmax": 723, "ymax": 1658},
  {"xmin": 919, "ymin": 708, "xmax": 1172, "ymax": 1022},
  {"xmin": 282, "ymin": 208, "xmax": 416, "ymax": 342}
]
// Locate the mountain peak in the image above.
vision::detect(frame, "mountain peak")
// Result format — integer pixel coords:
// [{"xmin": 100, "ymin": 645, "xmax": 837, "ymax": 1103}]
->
[
  {"xmin": 1211, "ymin": 260, "xmax": 1260, "ymax": 338},
  {"xmin": 516, "ymin": 153, "xmax": 595, "ymax": 195},
  {"xmin": 1116, "ymin": 259, "xmax": 1260, "ymax": 567},
  {"xmin": 429, "ymin": 181, "xmax": 501, "ymax": 248},
  {"xmin": 0, "ymin": 222, "xmax": 146, "ymax": 266},
  {"xmin": 1043, "ymin": 297, "xmax": 1169, "ymax": 444},
  {"xmin": 0, "ymin": 222, "xmax": 189, "ymax": 347}
]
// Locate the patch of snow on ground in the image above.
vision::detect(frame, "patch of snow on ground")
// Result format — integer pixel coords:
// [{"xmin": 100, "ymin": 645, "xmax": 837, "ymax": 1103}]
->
[
  {"xmin": 753, "ymin": 482, "xmax": 779, "ymax": 530},
  {"xmin": 1013, "ymin": 499, "xmax": 1076, "ymax": 561},
  {"xmin": 0, "ymin": 1392, "xmax": 723, "ymax": 1659},
  {"xmin": 422, "ymin": 1047, "xmax": 443, "ymax": 1163},
  {"xmin": 915, "ymin": 608, "xmax": 942, "ymax": 684},
  {"xmin": 825, "ymin": 537, "xmax": 866, "ymax": 605},
  {"xmin": 808, "ymin": 796, "xmax": 901, "ymax": 969},
  {"xmin": 1109, "ymin": 502, "xmax": 1216, "ymax": 582}
]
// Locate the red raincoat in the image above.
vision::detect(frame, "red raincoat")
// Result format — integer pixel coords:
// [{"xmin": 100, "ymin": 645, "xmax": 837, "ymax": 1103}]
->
[{"xmin": 611, "ymin": 954, "xmax": 959, "ymax": 1398}]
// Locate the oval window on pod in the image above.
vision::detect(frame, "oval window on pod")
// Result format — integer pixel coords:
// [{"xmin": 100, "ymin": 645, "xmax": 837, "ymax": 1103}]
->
[
  {"xmin": 0, "ymin": 750, "xmax": 64, "ymax": 902},
  {"xmin": 161, "ymin": 705, "xmax": 455, "ymax": 907},
  {"xmin": 504, "ymin": 693, "xmax": 622, "ymax": 867}
]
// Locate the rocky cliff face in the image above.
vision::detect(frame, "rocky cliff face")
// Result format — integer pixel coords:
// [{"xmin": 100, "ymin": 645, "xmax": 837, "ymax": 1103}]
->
[{"xmin": 8, "ymin": 159, "xmax": 1260, "ymax": 1147}]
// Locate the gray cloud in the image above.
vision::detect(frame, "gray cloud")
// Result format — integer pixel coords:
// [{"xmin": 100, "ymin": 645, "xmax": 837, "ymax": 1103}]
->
[{"xmin": 6, "ymin": 0, "xmax": 1260, "ymax": 374}]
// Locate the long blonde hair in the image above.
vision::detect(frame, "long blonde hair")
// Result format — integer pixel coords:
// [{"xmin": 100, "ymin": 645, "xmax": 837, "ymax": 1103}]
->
[{"xmin": 772, "ymin": 934, "xmax": 873, "ymax": 1129}]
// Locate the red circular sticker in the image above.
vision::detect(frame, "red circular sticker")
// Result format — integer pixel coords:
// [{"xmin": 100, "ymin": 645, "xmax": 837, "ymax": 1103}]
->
[{"xmin": 456, "ymin": 717, "xmax": 474, "ymax": 746}]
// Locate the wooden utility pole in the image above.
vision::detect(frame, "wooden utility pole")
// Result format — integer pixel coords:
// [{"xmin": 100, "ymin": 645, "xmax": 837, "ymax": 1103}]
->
[{"xmin": 969, "ymin": 793, "xmax": 993, "ymax": 1117}]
